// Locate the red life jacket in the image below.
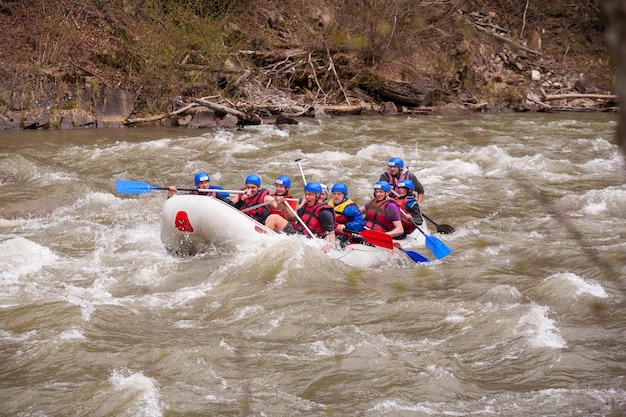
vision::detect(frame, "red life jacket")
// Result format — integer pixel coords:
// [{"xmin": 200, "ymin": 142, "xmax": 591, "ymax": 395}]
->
[
  {"xmin": 393, "ymin": 198, "xmax": 417, "ymax": 233},
  {"xmin": 237, "ymin": 188, "xmax": 271, "ymax": 222},
  {"xmin": 384, "ymin": 170, "xmax": 412, "ymax": 191},
  {"xmin": 295, "ymin": 202, "xmax": 334, "ymax": 238},
  {"xmin": 269, "ymin": 192, "xmax": 296, "ymax": 218},
  {"xmin": 364, "ymin": 199, "xmax": 396, "ymax": 232}
]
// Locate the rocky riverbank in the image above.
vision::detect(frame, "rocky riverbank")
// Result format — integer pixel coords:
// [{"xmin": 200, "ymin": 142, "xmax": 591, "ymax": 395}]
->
[{"xmin": 0, "ymin": 1, "xmax": 616, "ymax": 130}]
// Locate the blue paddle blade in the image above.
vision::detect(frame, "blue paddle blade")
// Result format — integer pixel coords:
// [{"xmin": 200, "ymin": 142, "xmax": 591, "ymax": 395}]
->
[
  {"xmin": 400, "ymin": 248, "xmax": 430, "ymax": 263},
  {"xmin": 415, "ymin": 225, "xmax": 451, "ymax": 259},
  {"xmin": 424, "ymin": 235, "xmax": 452, "ymax": 259},
  {"xmin": 115, "ymin": 180, "xmax": 158, "ymax": 194}
]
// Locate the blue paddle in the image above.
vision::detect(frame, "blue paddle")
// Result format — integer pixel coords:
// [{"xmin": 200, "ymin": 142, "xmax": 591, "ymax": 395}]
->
[
  {"xmin": 398, "ymin": 247, "xmax": 431, "ymax": 263},
  {"xmin": 414, "ymin": 225, "xmax": 451, "ymax": 259},
  {"xmin": 115, "ymin": 180, "xmax": 244, "ymax": 196},
  {"xmin": 116, "ymin": 180, "xmax": 193, "ymax": 194}
]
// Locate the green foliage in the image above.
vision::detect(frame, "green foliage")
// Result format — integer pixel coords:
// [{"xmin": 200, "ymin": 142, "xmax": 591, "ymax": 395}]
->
[
  {"xmin": 327, "ymin": 0, "xmax": 434, "ymax": 66},
  {"xmin": 62, "ymin": 100, "xmax": 77, "ymax": 110},
  {"xmin": 103, "ymin": 0, "xmax": 239, "ymax": 113}
]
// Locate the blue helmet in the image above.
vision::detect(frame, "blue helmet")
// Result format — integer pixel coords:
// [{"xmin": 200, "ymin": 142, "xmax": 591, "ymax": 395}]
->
[
  {"xmin": 304, "ymin": 181, "xmax": 323, "ymax": 194},
  {"xmin": 388, "ymin": 157, "xmax": 404, "ymax": 168},
  {"xmin": 397, "ymin": 179, "xmax": 415, "ymax": 190},
  {"xmin": 374, "ymin": 181, "xmax": 391, "ymax": 192},
  {"xmin": 245, "ymin": 174, "xmax": 261, "ymax": 187},
  {"xmin": 275, "ymin": 175, "xmax": 291, "ymax": 188},
  {"xmin": 331, "ymin": 183, "xmax": 348, "ymax": 196},
  {"xmin": 194, "ymin": 172, "xmax": 210, "ymax": 185}
]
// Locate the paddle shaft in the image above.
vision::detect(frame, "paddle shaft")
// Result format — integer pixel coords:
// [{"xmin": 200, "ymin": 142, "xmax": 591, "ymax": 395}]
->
[
  {"xmin": 116, "ymin": 180, "xmax": 248, "ymax": 195},
  {"xmin": 390, "ymin": 189, "xmax": 454, "ymax": 234},
  {"xmin": 284, "ymin": 202, "xmax": 315, "ymax": 237},
  {"xmin": 422, "ymin": 213, "xmax": 455, "ymax": 234},
  {"xmin": 161, "ymin": 187, "xmax": 245, "ymax": 194},
  {"xmin": 294, "ymin": 158, "xmax": 307, "ymax": 185},
  {"xmin": 240, "ymin": 197, "xmax": 298, "ymax": 213}
]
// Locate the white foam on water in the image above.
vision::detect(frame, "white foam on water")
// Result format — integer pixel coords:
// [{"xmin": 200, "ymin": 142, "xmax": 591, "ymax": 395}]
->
[
  {"xmin": 368, "ymin": 399, "xmax": 443, "ymax": 415},
  {"xmin": 514, "ymin": 304, "xmax": 566, "ymax": 349},
  {"xmin": 57, "ymin": 326, "xmax": 86, "ymax": 341},
  {"xmin": 0, "ymin": 218, "xmax": 23, "ymax": 227},
  {"xmin": 0, "ymin": 329, "xmax": 38, "ymax": 342},
  {"xmin": 583, "ymin": 187, "xmax": 626, "ymax": 216},
  {"xmin": 0, "ymin": 237, "xmax": 59, "ymax": 284},
  {"xmin": 65, "ymin": 293, "xmax": 97, "ymax": 321},
  {"xmin": 545, "ymin": 272, "xmax": 609, "ymax": 298},
  {"xmin": 137, "ymin": 286, "xmax": 214, "ymax": 310},
  {"xmin": 109, "ymin": 369, "xmax": 163, "ymax": 417}
]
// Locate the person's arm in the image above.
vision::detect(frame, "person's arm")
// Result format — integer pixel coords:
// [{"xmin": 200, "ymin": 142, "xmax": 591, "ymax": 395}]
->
[
  {"xmin": 388, "ymin": 220, "xmax": 404, "ymax": 237},
  {"xmin": 231, "ymin": 190, "xmax": 244, "ymax": 204},
  {"xmin": 343, "ymin": 205, "xmax": 365, "ymax": 232},
  {"xmin": 278, "ymin": 197, "xmax": 296, "ymax": 221},
  {"xmin": 167, "ymin": 186, "xmax": 177, "ymax": 199},
  {"xmin": 406, "ymin": 200, "xmax": 421, "ymax": 216},
  {"xmin": 319, "ymin": 209, "xmax": 336, "ymax": 253},
  {"xmin": 385, "ymin": 204, "xmax": 405, "ymax": 237},
  {"xmin": 264, "ymin": 193, "xmax": 278, "ymax": 209},
  {"xmin": 215, "ymin": 193, "xmax": 236, "ymax": 206}
]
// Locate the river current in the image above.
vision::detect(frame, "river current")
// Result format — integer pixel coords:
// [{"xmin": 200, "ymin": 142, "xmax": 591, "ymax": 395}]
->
[{"xmin": 1, "ymin": 113, "xmax": 625, "ymax": 416}]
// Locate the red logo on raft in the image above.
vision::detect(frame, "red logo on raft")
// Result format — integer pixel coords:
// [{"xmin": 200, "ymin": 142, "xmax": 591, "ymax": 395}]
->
[
  {"xmin": 174, "ymin": 211, "xmax": 194, "ymax": 232},
  {"xmin": 254, "ymin": 225, "xmax": 267, "ymax": 234}
]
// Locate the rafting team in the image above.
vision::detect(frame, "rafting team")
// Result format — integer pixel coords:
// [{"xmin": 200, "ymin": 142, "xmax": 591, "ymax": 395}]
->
[{"xmin": 167, "ymin": 158, "xmax": 424, "ymax": 253}]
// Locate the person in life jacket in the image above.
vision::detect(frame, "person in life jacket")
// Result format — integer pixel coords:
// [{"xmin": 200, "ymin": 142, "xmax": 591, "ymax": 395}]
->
[
  {"xmin": 360, "ymin": 181, "xmax": 405, "ymax": 239},
  {"xmin": 232, "ymin": 174, "xmax": 276, "ymax": 224},
  {"xmin": 379, "ymin": 157, "xmax": 425, "ymax": 203},
  {"xmin": 393, "ymin": 179, "xmax": 423, "ymax": 234},
  {"xmin": 269, "ymin": 175, "xmax": 297, "ymax": 221},
  {"xmin": 329, "ymin": 183, "xmax": 365, "ymax": 233},
  {"xmin": 167, "ymin": 172, "xmax": 234, "ymax": 206},
  {"xmin": 265, "ymin": 182, "xmax": 336, "ymax": 253}
]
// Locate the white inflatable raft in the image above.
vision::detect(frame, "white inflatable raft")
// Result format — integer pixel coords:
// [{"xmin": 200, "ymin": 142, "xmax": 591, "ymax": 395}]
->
[{"xmin": 160, "ymin": 194, "xmax": 428, "ymax": 268}]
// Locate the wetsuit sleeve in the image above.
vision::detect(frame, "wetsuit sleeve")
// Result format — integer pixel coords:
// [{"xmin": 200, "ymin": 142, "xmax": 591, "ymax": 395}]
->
[
  {"xmin": 216, "ymin": 193, "xmax": 236, "ymax": 206},
  {"xmin": 343, "ymin": 204, "xmax": 365, "ymax": 232},
  {"xmin": 406, "ymin": 199, "xmax": 420, "ymax": 216},
  {"xmin": 379, "ymin": 172, "xmax": 388, "ymax": 182},
  {"xmin": 318, "ymin": 209, "xmax": 336, "ymax": 233}
]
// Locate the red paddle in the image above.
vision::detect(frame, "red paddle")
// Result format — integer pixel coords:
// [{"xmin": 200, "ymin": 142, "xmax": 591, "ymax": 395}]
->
[{"xmin": 345, "ymin": 229, "xmax": 394, "ymax": 250}]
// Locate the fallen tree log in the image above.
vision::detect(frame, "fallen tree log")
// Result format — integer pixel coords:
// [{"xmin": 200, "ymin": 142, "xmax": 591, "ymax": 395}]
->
[
  {"xmin": 354, "ymin": 70, "xmax": 445, "ymax": 107},
  {"xmin": 472, "ymin": 23, "xmax": 543, "ymax": 57},
  {"xmin": 193, "ymin": 98, "xmax": 262, "ymax": 125},
  {"xmin": 125, "ymin": 103, "xmax": 198, "ymax": 125},
  {"xmin": 315, "ymin": 104, "xmax": 370, "ymax": 115},
  {"xmin": 541, "ymin": 92, "xmax": 618, "ymax": 101}
]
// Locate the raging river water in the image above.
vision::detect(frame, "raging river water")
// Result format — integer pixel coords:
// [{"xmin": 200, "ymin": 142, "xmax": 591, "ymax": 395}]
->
[{"xmin": 0, "ymin": 113, "xmax": 625, "ymax": 416}]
